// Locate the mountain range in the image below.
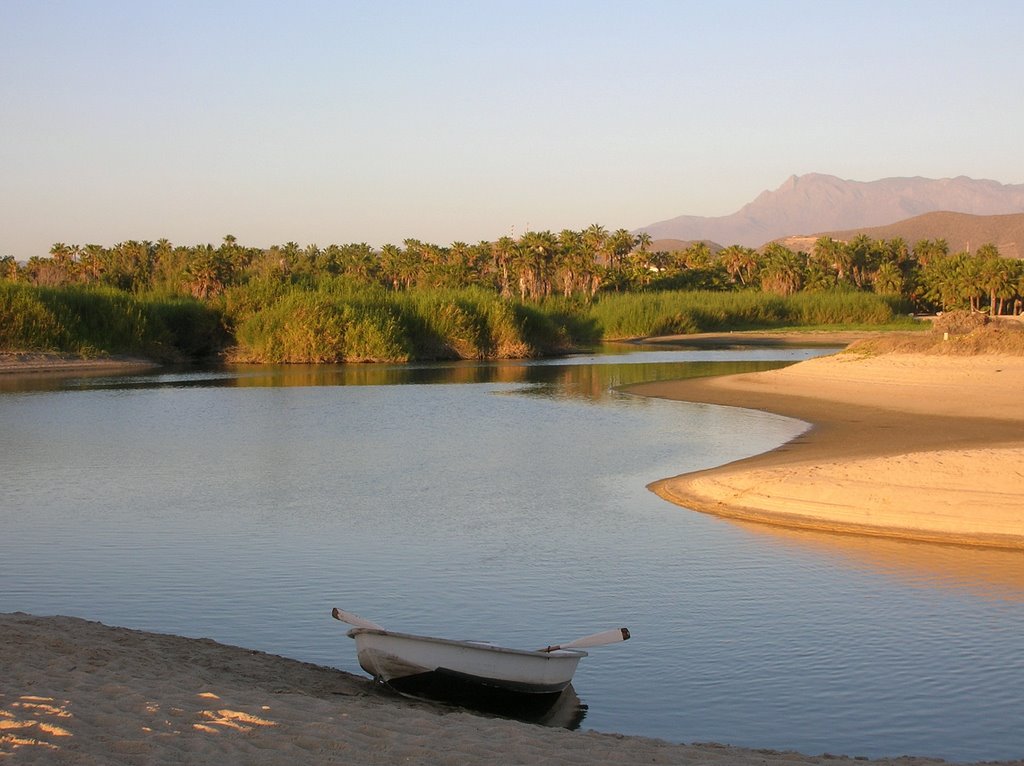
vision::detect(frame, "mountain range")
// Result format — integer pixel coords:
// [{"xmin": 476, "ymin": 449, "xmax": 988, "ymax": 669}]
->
[{"xmin": 639, "ymin": 174, "xmax": 1024, "ymax": 249}]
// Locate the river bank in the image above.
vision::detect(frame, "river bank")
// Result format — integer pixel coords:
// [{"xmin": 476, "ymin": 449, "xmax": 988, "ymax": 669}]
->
[
  {"xmin": 0, "ymin": 352, "xmax": 157, "ymax": 376},
  {"xmin": 1, "ymin": 612, "xmax": 994, "ymax": 765}
]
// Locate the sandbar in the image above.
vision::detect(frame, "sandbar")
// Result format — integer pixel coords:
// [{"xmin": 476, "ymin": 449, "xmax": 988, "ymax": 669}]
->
[{"xmin": 634, "ymin": 345, "xmax": 1024, "ymax": 548}]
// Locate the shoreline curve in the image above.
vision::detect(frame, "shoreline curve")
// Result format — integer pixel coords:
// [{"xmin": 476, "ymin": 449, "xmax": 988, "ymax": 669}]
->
[{"xmin": 631, "ymin": 340, "xmax": 1024, "ymax": 549}]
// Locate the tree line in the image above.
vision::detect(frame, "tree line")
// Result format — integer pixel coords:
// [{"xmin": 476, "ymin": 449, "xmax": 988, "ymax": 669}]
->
[{"xmin": 2, "ymin": 228, "xmax": 1022, "ymax": 315}]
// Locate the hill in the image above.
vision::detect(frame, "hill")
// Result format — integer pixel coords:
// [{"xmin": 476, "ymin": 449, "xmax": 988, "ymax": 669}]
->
[
  {"xmin": 639, "ymin": 174, "xmax": 1024, "ymax": 247},
  {"xmin": 777, "ymin": 211, "xmax": 1024, "ymax": 258},
  {"xmin": 649, "ymin": 238, "xmax": 723, "ymax": 253}
]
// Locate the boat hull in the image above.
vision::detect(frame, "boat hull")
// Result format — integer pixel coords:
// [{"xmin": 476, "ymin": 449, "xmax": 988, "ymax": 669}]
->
[
  {"xmin": 347, "ymin": 628, "xmax": 586, "ymax": 696},
  {"xmin": 388, "ymin": 670, "xmax": 587, "ymax": 728}
]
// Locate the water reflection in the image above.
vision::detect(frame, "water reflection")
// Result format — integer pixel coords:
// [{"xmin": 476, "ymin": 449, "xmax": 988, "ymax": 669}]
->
[
  {"xmin": 732, "ymin": 520, "xmax": 1024, "ymax": 602},
  {"xmin": 0, "ymin": 344, "xmax": 829, "ymax": 397},
  {"xmin": 226, "ymin": 359, "xmax": 801, "ymax": 400}
]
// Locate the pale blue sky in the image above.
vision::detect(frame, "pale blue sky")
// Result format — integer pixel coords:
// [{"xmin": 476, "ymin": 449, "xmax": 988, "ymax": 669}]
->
[{"xmin": 2, "ymin": 0, "xmax": 1022, "ymax": 259}]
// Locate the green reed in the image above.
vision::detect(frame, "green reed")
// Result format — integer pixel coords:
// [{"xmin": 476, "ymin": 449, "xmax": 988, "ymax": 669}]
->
[
  {"xmin": 230, "ymin": 284, "xmax": 590, "ymax": 363},
  {"xmin": 588, "ymin": 290, "xmax": 916, "ymax": 339},
  {"xmin": 0, "ymin": 283, "xmax": 222, "ymax": 359}
]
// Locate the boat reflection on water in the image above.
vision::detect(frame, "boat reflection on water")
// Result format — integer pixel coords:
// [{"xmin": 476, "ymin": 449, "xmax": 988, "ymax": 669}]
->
[{"xmin": 385, "ymin": 673, "xmax": 588, "ymax": 729}]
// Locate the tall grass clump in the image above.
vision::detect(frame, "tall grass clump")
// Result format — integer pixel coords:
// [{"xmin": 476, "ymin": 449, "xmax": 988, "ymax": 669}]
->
[
  {"xmin": 393, "ymin": 288, "xmax": 580, "ymax": 359},
  {"xmin": 586, "ymin": 292, "xmax": 694, "ymax": 339},
  {"xmin": 395, "ymin": 289, "xmax": 495, "ymax": 358},
  {"xmin": 590, "ymin": 290, "xmax": 916, "ymax": 339},
  {"xmin": 4, "ymin": 284, "xmax": 140, "ymax": 355},
  {"xmin": 590, "ymin": 291, "xmax": 787, "ymax": 338},
  {"xmin": 395, "ymin": 288, "xmax": 583, "ymax": 359},
  {"xmin": 0, "ymin": 283, "xmax": 223, "ymax": 359},
  {"xmin": 233, "ymin": 290, "xmax": 410, "ymax": 363},
  {"xmin": 786, "ymin": 291, "xmax": 914, "ymax": 326},
  {"xmin": 220, "ymin": 278, "xmax": 291, "ymax": 328},
  {"xmin": 534, "ymin": 296, "xmax": 602, "ymax": 348},
  {"xmin": 232, "ymin": 285, "xmax": 591, "ymax": 363},
  {"xmin": 142, "ymin": 295, "xmax": 227, "ymax": 358},
  {"xmin": 342, "ymin": 304, "xmax": 410, "ymax": 362},
  {"xmin": 0, "ymin": 282, "xmax": 65, "ymax": 350}
]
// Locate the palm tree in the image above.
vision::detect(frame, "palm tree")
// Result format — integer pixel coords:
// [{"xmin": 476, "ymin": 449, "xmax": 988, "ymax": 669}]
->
[
  {"xmin": 872, "ymin": 261, "xmax": 904, "ymax": 296},
  {"xmin": 914, "ymin": 239, "xmax": 949, "ymax": 267},
  {"xmin": 0, "ymin": 255, "xmax": 18, "ymax": 281},
  {"xmin": 974, "ymin": 245, "xmax": 1012, "ymax": 315},
  {"xmin": 556, "ymin": 229, "xmax": 588, "ymax": 297},
  {"xmin": 46, "ymin": 242, "xmax": 80, "ymax": 284},
  {"xmin": 184, "ymin": 245, "xmax": 230, "ymax": 299},
  {"xmin": 339, "ymin": 243, "xmax": 380, "ymax": 285},
  {"xmin": 758, "ymin": 243, "xmax": 805, "ymax": 296},
  {"xmin": 583, "ymin": 224, "xmax": 609, "ymax": 265},
  {"xmin": 491, "ymin": 236, "xmax": 517, "ymax": 298},
  {"xmin": 718, "ymin": 245, "xmax": 758, "ymax": 286},
  {"xmin": 920, "ymin": 252, "xmax": 965, "ymax": 311},
  {"xmin": 606, "ymin": 229, "xmax": 636, "ymax": 284},
  {"xmin": 681, "ymin": 241, "xmax": 713, "ymax": 269},
  {"xmin": 811, "ymin": 236, "xmax": 853, "ymax": 284},
  {"xmin": 516, "ymin": 230, "xmax": 559, "ymax": 300},
  {"xmin": 79, "ymin": 244, "xmax": 106, "ymax": 283},
  {"xmin": 379, "ymin": 244, "xmax": 411, "ymax": 290}
]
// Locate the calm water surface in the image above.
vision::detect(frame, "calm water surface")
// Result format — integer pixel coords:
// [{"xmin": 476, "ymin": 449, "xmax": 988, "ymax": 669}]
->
[{"xmin": 2, "ymin": 344, "xmax": 1023, "ymax": 762}]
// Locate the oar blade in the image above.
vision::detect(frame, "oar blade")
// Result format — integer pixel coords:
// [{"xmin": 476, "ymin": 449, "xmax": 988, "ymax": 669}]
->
[
  {"xmin": 331, "ymin": 607, "xmax": 385, "ymax": 631},
  {"xmin": 562, "ymin": 627, "xmax": 630, "ymax": 649},
  {"xmin": 540, "ymin": 627, "xmax": 630, "ymax": 652}
]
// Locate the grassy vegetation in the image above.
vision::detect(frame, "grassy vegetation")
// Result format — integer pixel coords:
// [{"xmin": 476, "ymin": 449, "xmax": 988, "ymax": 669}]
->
[
  {"xmin": 228, "ymin": 283, "xmax": 592, "ymax": 363},
  {"xmin": 589, "ymin": 290, "xmax": 918, "ymax": 339},
  {"xmin": 2, "ymin": 280, "xmax": 925, "ymax": 364},
  {"xmin": 0, "ymin": 282, "xmax": 224, "ymax": 360}
]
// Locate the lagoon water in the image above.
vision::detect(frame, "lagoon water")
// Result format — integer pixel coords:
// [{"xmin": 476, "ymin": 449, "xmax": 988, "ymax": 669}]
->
[{"xmin": 2, "ymin": 344, "xmax": 1024, "ymax": 762}]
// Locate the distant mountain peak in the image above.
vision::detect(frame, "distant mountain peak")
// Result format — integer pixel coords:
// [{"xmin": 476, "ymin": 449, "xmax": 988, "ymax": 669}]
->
[{"xmin": 639, "ymin": 174, "xmax": 1024, "ymax": 247}]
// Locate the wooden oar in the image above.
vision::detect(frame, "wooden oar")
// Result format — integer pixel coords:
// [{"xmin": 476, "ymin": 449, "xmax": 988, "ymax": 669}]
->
[
  {"xmin": 331, "ymin": 607, "xmax": 385, "ymax": 630},
  {"xmin": 538, "ymin": 627, "xmax": 630, "ymax": 653}
]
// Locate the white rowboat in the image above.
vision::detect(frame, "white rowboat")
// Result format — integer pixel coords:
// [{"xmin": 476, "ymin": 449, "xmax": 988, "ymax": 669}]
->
[
  {"xmin": 332, "ymin": 608, "xmax": 630, "ymax": 701},
  {"xmin": 347, "ymin": 627, "xmax": 587, "ymax": 695}
]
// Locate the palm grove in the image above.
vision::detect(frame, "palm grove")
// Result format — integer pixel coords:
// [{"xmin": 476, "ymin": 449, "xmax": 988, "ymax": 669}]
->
[{"xmin": 1, "ymin": 226, "xmax": 1021, "ymax": 363}]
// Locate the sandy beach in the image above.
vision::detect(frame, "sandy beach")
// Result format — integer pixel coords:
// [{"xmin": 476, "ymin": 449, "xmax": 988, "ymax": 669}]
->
[
  {"xmin": 635, "ymin": 340, "xmax": 1024, "ymax": 549},
  {"xmin": 3, "ymin": 612, "xmax": 1006, "ymax": 765}
]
